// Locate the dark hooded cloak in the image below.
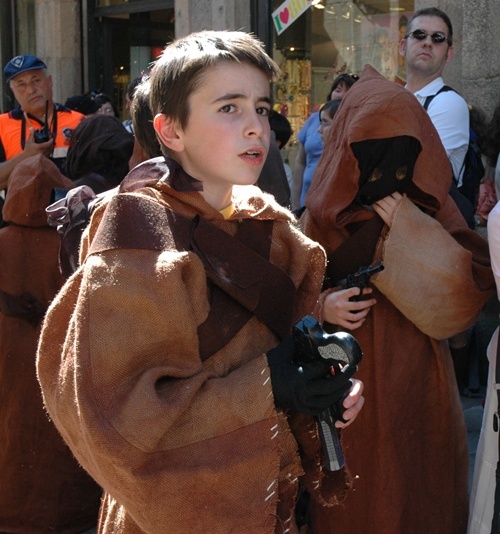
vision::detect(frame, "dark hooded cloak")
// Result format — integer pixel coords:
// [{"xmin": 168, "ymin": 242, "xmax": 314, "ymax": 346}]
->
[
  {"xmin": 0, "ymin": 155, "xmax": 102, "ymax": 533},
  {"xmin": 302, "ymin": 65, "xmax": 494, "ymax": 534}
]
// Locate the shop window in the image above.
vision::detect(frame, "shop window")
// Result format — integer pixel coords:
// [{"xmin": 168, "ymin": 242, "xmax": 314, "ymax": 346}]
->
[
  {"xmin": 272, "ymin": 0, "xmax": 414, "ymax": 151},
  {"xmin": 92, "ymin": 3, "xmax": 174, "ymax": 119}
]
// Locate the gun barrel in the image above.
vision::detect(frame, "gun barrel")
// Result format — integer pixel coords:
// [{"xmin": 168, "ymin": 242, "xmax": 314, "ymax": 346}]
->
[{"xmin": 337, "ymin": 262, "xmax": 384, "ymax": 289}]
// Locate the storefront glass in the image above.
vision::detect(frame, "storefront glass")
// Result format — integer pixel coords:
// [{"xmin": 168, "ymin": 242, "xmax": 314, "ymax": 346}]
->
[
  {"xmin": 271, "ymin": 0, "xmax": 414, "ymax": 152},
  {"xmin": 92, "ymin": 2, "xmax": 174, "ymax": 118}
]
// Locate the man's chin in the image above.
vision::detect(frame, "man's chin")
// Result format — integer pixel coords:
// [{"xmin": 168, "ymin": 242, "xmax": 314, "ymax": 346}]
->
[{"xmin": 26, "ymin": 97, "xmax": 48, "ymax": 115}]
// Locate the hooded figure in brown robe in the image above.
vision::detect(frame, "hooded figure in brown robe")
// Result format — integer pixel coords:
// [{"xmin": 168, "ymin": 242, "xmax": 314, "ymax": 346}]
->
[
  {"xmin": 301, "ymin": 66, "xmax": 495, "ymax": 533},
  {"xmin": 0, "ymin": 155, "xmax": 102, "ymax": 533}
]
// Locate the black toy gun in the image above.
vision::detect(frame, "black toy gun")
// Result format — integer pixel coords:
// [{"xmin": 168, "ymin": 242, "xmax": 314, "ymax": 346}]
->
[
  {"xmin": 337, "ymin": 261, "xmax": 384, "ymax": 300},
  {"xmin": 33, "ymin": 100, "xmax": 51, "ymax": 144},
  {"xmin": 293, "ymin": 315, "xmax": 363, "ymax": 471}
]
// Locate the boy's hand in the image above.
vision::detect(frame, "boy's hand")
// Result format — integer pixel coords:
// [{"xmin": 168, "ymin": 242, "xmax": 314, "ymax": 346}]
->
[
  {"xmin": 267, "ymin": 335, "xmax": 354, "ymax": 416},
  {"xmin": 335, "ymin": 378, "xmax": 364, "ymax": 428}
]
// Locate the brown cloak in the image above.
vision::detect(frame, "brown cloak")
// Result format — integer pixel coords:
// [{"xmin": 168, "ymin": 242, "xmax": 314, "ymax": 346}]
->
[
  {"xmin": 302, "ymin": 66, "xmax": 494, "ymax": 534},
  {"xmin": 37, "ymin": 158, "xmax": 349, "ymax": 534},
  {"xmin": 0, "ymin": 155, "xmax": 102, "ymax": 533}
]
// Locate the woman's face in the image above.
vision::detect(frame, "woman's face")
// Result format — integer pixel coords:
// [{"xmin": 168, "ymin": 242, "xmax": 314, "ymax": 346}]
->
[
  {"xmin": 330, "ymin": 82, "xmax": 349, "ymax": 101},
  {"xmin": 318, "ymin": 110, "xmax": 335, "ymax": 143},
  {"xmin": 97, "ymin": 102, "xmax": 115, "ymax": 115}
]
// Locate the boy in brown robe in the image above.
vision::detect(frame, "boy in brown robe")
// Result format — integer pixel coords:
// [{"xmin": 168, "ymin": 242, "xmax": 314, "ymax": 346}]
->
[
  {"xmin": 302, "ymin": 65, "xmax": 495, "ymax": 534},
  {"xmin": 36, "ymin": 31, "xmax": 365, "ymax": 533}
]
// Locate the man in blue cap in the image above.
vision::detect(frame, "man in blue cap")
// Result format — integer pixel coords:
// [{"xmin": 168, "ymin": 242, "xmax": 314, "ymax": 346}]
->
[{"xmin": 0, "ymin": 54, "xmax": 84, "ymax": 191}]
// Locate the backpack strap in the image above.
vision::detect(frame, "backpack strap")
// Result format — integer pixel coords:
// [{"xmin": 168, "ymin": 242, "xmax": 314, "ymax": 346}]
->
[
  {"xmin": 422, "ymin": 84, "xmax": 454, "ymax": 111},
  {"xmin": 88, "ymin": 193, "xmax": 297, "ymax": 358},
  {"xmin": 423, "ymin": 85, "xmax": 470, "ymax": 189}
]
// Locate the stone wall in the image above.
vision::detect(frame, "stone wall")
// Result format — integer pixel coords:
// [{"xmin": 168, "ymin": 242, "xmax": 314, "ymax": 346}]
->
[
  {"xmin": 35, "ymin": 0, "xmax": 81, "ymax": 105},
  {"xmin": 175, "ymin": 0, "xmax": 251, "ymax": 37},
  {"xmin": 4, "ymin": 0, "xmax": 500, "ymax": 119},
  {"xmin": 416, "ymin": 0, "xmax": 500, "ymax": 118}
]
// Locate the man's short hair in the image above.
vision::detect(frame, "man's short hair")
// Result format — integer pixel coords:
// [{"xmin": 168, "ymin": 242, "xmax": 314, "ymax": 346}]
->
[
  {"xmin": 408, "ymin": 7, "xmax": 453, "ymax": 45},
  {"xmin": 149, "ymin": 30, "xmax": 280, "ymax": 133}
]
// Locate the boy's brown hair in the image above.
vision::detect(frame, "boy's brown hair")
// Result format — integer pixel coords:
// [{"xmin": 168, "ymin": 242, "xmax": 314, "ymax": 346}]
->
[{"xmin": 149, "ymin": 30, "xmax": 280, "ymax": 139}]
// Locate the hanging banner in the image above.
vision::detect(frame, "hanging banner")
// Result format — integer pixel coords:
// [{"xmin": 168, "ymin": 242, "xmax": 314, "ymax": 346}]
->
[{"xmin": 272, "ymin": 0, "xmax": 313, "ymax": 36}]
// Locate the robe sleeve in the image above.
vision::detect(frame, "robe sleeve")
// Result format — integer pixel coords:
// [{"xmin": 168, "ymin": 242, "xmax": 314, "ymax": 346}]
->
[
  {"xmin": 373, "ymin": 194, "xmax": 494, "ymax": 340},
  {"xmin": 36, "ymin": 242, "xmax": 287, "ymax": 532}
]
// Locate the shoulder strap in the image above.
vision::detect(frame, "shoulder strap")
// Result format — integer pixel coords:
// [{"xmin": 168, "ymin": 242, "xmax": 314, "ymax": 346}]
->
[
  {"xmin": 88, "ymin": 193, "xmax": 297, "ymax": 355},
  {"xmin": 423, "ymin": 85, "xmax": 454, "ymax": 111}
]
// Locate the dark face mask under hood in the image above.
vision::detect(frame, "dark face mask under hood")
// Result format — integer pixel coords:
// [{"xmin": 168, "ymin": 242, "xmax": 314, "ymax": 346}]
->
[{"xmin": 352, "ymin": 135, "xmax": 422, "ymax": 206}]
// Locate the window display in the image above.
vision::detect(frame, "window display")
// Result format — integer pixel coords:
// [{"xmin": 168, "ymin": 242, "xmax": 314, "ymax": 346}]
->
[{"xmin": 272, "ymin": 0, "xmax": 414, "ymax": 141}]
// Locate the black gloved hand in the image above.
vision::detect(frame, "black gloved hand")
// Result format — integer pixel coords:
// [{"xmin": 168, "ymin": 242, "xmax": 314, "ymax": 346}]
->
[{"xmin": 267, "ymin": 335, "xmax": 355, "ymax": 416}]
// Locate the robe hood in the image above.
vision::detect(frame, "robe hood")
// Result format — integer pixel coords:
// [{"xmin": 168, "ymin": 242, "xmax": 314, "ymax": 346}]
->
[
  {"xmin": 3, "ymin": 154, "xmax": 75, "ymax": 227},
  {"xmin": 305, "ymin": 65, "xmax": 452, "ymax": 230}
]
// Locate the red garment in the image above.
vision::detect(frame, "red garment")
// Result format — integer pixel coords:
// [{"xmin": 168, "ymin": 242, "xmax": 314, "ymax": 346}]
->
[
  {"xmin": 302, "ymin": 66, "xmax": 495, "ymax": 534},
  {"xmin": 0, "ymin": 155, "xmax": 102, "ymax": 533}
]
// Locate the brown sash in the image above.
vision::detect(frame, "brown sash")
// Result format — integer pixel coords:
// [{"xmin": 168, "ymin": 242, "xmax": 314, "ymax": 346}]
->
[{"xmin": 88, "ymin": 193, "xmax": 296, "ymax": 359}]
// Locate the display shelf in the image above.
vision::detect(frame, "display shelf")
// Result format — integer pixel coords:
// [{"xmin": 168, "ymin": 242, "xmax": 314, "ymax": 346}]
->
[{"xmin": 273, "ymin": 58, "xmax": 312, "ymax": 143}]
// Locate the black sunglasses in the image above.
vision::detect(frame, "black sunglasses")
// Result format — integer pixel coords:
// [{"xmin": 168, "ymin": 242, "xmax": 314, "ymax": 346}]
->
[
  {"xmin": 337, "ymin": 73, "xmax": 360, "ymax": 81},
  {"xmin": 406, "ymin": 29, "xmax": 451, "ymax": 45}
]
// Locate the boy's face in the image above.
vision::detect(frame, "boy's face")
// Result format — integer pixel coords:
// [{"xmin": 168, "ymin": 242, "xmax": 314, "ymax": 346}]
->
[{"xmin": 155, "ymin": 61, "xmax": 271, "ymax": 209}]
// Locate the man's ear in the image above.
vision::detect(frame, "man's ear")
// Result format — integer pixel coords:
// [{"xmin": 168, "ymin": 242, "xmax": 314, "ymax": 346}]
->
[
  {"xmin": 446, "ymin": 46, "xmax": 454, "ymax": 64},
  {"xmin": 398, "ymin": 38, "xmax": 407, "ymax": 57},
  {"xmin": 154, "ymin": 114, "xmax": 184, "ymax": 153}
]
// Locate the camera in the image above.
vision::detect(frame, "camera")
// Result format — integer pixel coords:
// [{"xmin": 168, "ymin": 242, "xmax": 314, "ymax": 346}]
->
[
  {"xmin": 33, "ymin": 127, "xmax": 51, "ymax": 144},
  {"xmin": 293, "ymin": 315, "xmax": 363, "ymax": 471}
]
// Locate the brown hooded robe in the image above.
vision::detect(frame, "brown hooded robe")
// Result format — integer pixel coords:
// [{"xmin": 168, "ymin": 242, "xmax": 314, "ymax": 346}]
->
[
  {"xmin": 301, "ymin": 66, "xmax": 494, "ymax": 534},
  {"xmin": 36, "ymin": 158, "xmax": 351, "ymax": 534},
  {"xmin": 0, "ymin": 155, "xmax": 102, "ymax": 533}
]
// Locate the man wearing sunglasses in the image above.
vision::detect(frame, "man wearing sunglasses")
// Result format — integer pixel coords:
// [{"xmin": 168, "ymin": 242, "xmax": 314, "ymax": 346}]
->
[{"xmin": 399, "ymin": 7, "xmax": 469, "ymax": 192}]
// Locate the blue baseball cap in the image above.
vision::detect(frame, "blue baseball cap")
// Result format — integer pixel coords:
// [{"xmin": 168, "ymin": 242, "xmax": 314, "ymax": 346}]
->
[{"xmin": 4, "ymin": 54, "xmax": 47, "ymax": 83}]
